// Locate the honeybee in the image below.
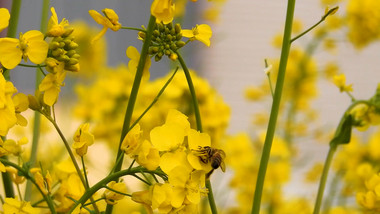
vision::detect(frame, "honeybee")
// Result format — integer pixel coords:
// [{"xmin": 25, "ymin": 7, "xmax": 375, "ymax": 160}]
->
[{"xmin": 195, "ymin": 146, "xmax": 226, "ymax": 178}]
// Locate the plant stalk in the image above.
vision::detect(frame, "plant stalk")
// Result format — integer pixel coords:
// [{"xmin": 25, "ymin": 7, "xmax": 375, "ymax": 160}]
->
[
  {"xmin": 105, "ymin": 15, "xmax": 156, "ymax": 214},
  {"xmin": 313, "ymin": 145, "xmax": 337, "ymax": 214},
  {"xmin": 177, "ymin": 52, "xmax": 218, "ymax": 214},
  {"xmin": 251, "ymin": 0, "xmax": 296, "ymax": 213},
  {"xmin": 24, "ymin": 0, "xmax": 49, "ymax": 201}
]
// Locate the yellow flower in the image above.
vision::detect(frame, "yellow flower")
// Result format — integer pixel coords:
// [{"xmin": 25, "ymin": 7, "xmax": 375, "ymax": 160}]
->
[
  {"xmin": 346, "ymin": 0, "xmax": 380, "ymax": 49},
  {"xmin": 0, "ymin": 8, "xmax": 10, "ymax": 32},
  {"xmin": 150, "ymin": 109, "xmax": 190, "ymax": 151},
  {"xmin": 182, "ymin": 24, "xmax": 212, "ymax": 47},
  {"xmin": 333, "ymin": 74, "xmax": 353, "ymax": 92},
  {"xmin": 47, "ymin": 7, "xmax": 69, "ymax": 37},
  {"xmin": 3, "ymin": 137, "xmax": 28, "ymax": 156},
  {"xmin": 126, "ymin": 46, "xmax": 151, "ymax": 81},
  {"xmin": 0, "ymin": 30, "xmax": 48, "ymax": 69},
  {"xmin": 135, "ymin": 140, "xmax": 160, "ymax": 170},
  {"xmin": 32, "ymin": 169, "xmax": 52, "ymax": 195},
  {"xmin": 89, "ymin": 8, "xmax": 121, "ymax": 44},
  {"xmin": 38, "ymin": 69, "xmax": 66, "ymax": 106},
  {"xmin": 3, "ymin": 197, "xmax": 40, "ymax": 214},
  {"xmin": 6, "ymin": 167, "xmax": 25, "ymax": 184},
  {"xmin": 0, "ymin": 74, "xmax": 17, "ymax": 136},
  {"xmin": 72, "ymin": 123, "xmax": 94, "ymax": 156},
  {"xmin": 13, "ymin": 93, "xmax": 29, "ymax": 126},
  {"xmin": 103, "ymin": 181, "xmax": 128, "ymax": 205},
  {"xmin": 151, "ymin": 183, "xmax": 173, "ymax": 213},
  {"xmin": 151, "ymin": 0, "xmax": 175, "ymax": 24},
  {"xmin": 121, "ymin": 123, "xmax": 142, "ymax": 156}
]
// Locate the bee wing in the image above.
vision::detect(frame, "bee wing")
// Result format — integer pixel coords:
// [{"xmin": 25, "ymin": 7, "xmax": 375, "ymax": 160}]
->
[{"xmin": 220, "ymin": 160, "xmax": 226, "ymax": 172}]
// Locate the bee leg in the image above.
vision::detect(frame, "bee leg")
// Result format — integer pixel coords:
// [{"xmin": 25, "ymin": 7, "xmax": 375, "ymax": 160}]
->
[{"xmin": 206, "ymin": 169, "xmax": 215, "ymax": 179}]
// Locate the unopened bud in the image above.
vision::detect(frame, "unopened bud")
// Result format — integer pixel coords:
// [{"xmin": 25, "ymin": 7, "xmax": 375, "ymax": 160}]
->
[
  {"xmin": 68, "ymin": 41, "xmax": 79, "ymax": 49},
  {"xmin": 63, "ymin": 28, "xmax": 74, "ymax": 37},
  {"xmin": 169, "ymin": 53, "xmax": 178, "ymax": 61},
  {"xmin": 138, "ymin": 31, "xmax": 146, "ymax": 40},
  {"xmin": 175, "ymin": 24, "xmax": 181, "ymax": 34},
  {"xmin": 28, "ymin": 95, "xmax": 41, "ymax": 111},
  {"xmin": 49, "ymin": 42, "xmax": 60, "ymax": 50},
  {"xmin": 68, "ymin": 58, "xmax": 79, "ymax": 65},
  {"xmin": 176, "ymin": 41, "xmax": 186, "ymax": 48}
]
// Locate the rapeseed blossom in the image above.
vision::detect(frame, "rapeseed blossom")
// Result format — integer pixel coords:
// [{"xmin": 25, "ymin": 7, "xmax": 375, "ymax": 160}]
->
[
  {"xmin": 151, "ymin": 0, "xmax": 175, "ymax": 24},
  {"xmin": 333, "ymin": 74, "xmax": 353, "ymax": 92},
  {"xmin": 103, "ymin": 181, "xmax": 128, "ymax": 205},
  {"xmin": 0, "ymin": 74, "xmax": 17, "ymax": 136},
  {"xmin": 89, "ymin": 8, "xmax": 121, "ymax": 44},
  {"xmin": 3, "ymin": 197, "xmax": 40, "ymax": 214},
  {"xmin": 182, "ymin": 24, "xmax": 212, "ymax": 47},
  {"xmin": 0, "ymin": 8, "xmax": 10, "ymax": 32},
  {"xmin": 0, "ymin": 30, "xmax": 48, "ymax": 69},
  {"xmin": 47, "ymin": 7, "xmax": 69, "ymax": 37},
  {"xmin": 72, "ymin": 123, "xmax": 94, "ymax": 156},
  {"xmin": 38, "ymin": 69, "xmax": 66, "ymax": 106}
]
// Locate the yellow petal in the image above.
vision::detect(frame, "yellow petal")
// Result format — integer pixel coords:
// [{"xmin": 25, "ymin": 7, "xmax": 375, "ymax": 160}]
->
[
  {"xmin": 0, "ymin": 8, "xmax": 10, "ymax": 32},
  {"xmin": 89, "ymin": 10, "xmax": 107, "ymax": 25},
  {"xmin": 181, "ymin": 29, "xmax": 194, "ymax": 38},
  {"xmin": 23, "ymin": 30, "xmax": 44, "ymax": 41},
  {"xmin": 44, "ymin": 87, "xmax": 60, "ymax": 106},
  {"xmin": 27, "ymin": 40, "xmax": 49, "ymax": 64},
  {"xmin": 0, "ymin": 38, "xmax": 22, "ymax": 69}
]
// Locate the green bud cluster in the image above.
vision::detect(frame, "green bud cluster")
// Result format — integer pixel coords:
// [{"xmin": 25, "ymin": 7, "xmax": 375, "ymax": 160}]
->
[
  {"xmin": 48, "ymin": 29, "xmax": 80, "ymax": 72},
  {"xmin": 141, "ymin": 22, "xmax": 185, "ymax": 61}
]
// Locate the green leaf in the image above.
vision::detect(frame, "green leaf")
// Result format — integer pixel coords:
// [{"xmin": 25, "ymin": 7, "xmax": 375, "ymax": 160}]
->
[{"xmin": 330, "ymin": 114, "xmax": 353, "ymax": 147}]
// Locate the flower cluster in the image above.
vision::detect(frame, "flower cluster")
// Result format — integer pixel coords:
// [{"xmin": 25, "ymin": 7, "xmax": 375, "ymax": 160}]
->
[{"xmin": 128, "ymin": 109, "xmax": 224, "ymax": 213}]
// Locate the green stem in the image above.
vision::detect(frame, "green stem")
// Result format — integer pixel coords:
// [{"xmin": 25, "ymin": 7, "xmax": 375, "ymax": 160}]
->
[
  {"xmin": 70, "ymin": 166, "xmax": 166, "ymax": 213},
  {"xmin": 103, "ymin": 185, "xmax": 132, "ymax": 197},
  {"xmin": 313, "ymin": 145, "xmax": 337, "ymax": 214},
  {"xmin": 290, "ymin": 6, "xmax": 338, "ymax": 43},
  {"xmin": 176, "ymin": 52, "xmax": 202, "ymax": 132},
  {"xmin": 0, "ymin": 158, "xmax": 56, "ymax": 214},
  {"xmin": 251, "ymin": 1, "xmax": 295, "ymax": 213},
  {"xmin": 81, "ymin": 156, "xmax": 90, "ymax": 189},
  {"xmin": 25, "ymin": 0, "xmax": 49, "ymax": 201},
  {"xmin": 18, "ymin": 64, "xmax": 46, "ymax": 68},
  {"xmin": 176, "ymin": 52, "xmax": 218, "ymax": 214},
  {"xmin": 121, "ymin": 26, "xmax": 146, "ymax": 32},
  {"xmin": 44, "ymin": 115, "xmax": 99, "ymax": 213},
  {"xmin": 111, "ymin": 67, "xmax": 177, "ymax": 173},
  {"xmin": 1, "ymin": 156, "xmax": 15, "ymax": 198},
  {"xmin": 106, "ymin": 15, "xmax": 156, "ymax": 214},
  {"xmin": 6, "ymin": 0, "xmax": 22, "ymax": 38}
]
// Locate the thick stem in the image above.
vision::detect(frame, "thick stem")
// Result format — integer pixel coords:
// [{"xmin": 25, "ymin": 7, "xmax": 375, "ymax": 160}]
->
[
  {"xmin": 251, "ymin": 0, "xmax": 296, "ymax": 213},
  {"xmin": 24, "ymin": 0, "xmax": 49, "ymax": 201},
  {"xmin": 313, "ymin": 145, "xmax": 336, "ymax": 214},
  {"xmin": 177, "ymin": 52, "xmax": 218, "ymax": 214},
  {"xmin": 105, "ymin": 15, "xmax": 156, "ymax": 214}
]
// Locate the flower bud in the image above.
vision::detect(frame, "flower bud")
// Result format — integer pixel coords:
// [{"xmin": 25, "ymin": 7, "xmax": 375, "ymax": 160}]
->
[
  {"xmin": 66, "ymin": 50, "xmax": 76, "ymax": 57},
  {"xmin": 68, "ymin": 41, "xmax": 79, "ymax": 50},
  {"xmin": 71, "ymin": 53, "xmax": 80, "ymax": 59},
  {"xmin": 52, "ymin": 49, "xmax": 63, "ymax": 57},
  {"xmin": 138, "ymin": 31, "xmax": 146, "ymax": 40},
  {"xmin": 68, "ymin": 58, "xmax": 79, "ymax": 65},
  {"xmin": 175, "ymin": 23, "xmax": 181, "ymax": 34},
  {"xmin": 49, "ymin": 42, "xmax": 60, "ymax": 50},
  {"xmin": 28, "ymin": 95, "xmax": 41, "ymax": 111},
  {"xmin": 63, "ymin": 28, "xmax": 74, "ymax": 37},
  {"xmin": 176, "ymin": 41, "xmax": 186, "ymax": 48}
]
